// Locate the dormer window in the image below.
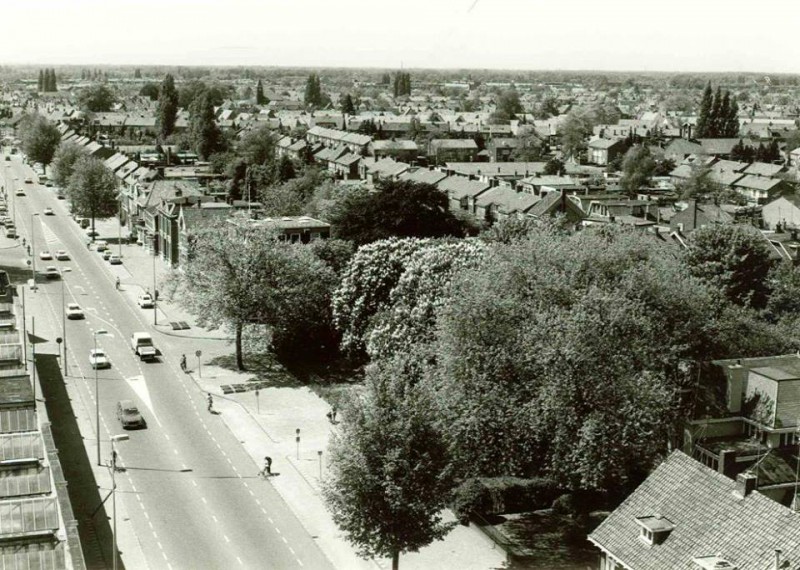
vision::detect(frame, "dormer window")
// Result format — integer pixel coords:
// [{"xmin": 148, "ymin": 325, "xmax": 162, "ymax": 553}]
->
[{"xmin": 635, "ymin": 514, "xmax": 675, "ymax": 546}]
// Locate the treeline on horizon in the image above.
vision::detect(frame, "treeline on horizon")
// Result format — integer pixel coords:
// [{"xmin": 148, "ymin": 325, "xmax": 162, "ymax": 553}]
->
[{"xmin": 1, "ymin": 64, "xmax": 800, "ymax": 88}]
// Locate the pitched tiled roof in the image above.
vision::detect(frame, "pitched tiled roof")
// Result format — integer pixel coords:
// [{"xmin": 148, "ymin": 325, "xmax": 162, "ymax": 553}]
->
[
  {"xmin": 589, "ymin": 450, "xmax": 800, "ymax": 570},
  {"xmin": 743, "ymin": 161, "xmax": 784, "ymax": 178},
  {"xmin": 436, "ymin": 176, "xmax": 491, "ymax": 200},
  {"xmin": 475, "ymin": 186, "xmax": 540, "ymax": 214},
  {"xmin": 400, "ymin": 168, "xmax": 448, "ymax": 186}
]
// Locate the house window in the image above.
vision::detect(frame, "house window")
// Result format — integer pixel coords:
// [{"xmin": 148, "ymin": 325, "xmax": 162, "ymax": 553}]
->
[
  {"xmin": 640, "ymin": 528, "xmax": 653, "ymax": 545},
  {"xmin": 290, "ymin": 233, "xmax": 301, "ymax": 243},
  {"xmin": 310, "ymin": 232, "xmax": 321, "ymax": 241}
]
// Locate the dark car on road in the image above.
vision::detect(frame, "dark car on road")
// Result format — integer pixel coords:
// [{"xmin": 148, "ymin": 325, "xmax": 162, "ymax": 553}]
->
[{"xmin": 116, "ymin": 400, "xmax": 146, "ymax": 429}]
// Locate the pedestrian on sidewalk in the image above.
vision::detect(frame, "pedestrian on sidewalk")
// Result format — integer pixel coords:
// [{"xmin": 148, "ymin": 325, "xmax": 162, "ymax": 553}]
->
[
  {"xmin": 207, "ymin": 393, "xmax": 214, "ymax": 413},
  {"xmin": 331, "ymin": 404, "xmax": 337, "ymax": 423},
  {"xmin": 115, "ymin": 277, "xmax": 120, "ymax": 290},
  {"xmin": 262, "ymin": 456, "xmax": 272, "ymax": 477},
  {"xmin": 180, "ymin": 354, "xmax": 187, "ymax": 372}
]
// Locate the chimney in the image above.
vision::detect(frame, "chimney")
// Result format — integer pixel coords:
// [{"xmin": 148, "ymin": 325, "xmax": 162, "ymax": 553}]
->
[
  {"xmin": 727, "ymin": 361, "xmax": 747, "ymax": 414},
  {"xmin": 734, "ymin": 472, "xmax": 757, "ymax": 498}
]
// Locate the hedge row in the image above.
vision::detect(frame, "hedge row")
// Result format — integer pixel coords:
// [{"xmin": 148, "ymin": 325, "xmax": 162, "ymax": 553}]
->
[{"xmin": 452, "ymin": 476, "xmax": 564, "ymax": 519}]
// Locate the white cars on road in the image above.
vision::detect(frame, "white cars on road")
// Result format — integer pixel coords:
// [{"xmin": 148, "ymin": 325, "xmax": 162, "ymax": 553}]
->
[
  {"xmin": 90, "ymin": 348, "xmax": 110, "ymax": 369},
  {"xmin": 65, "ymin": 303, "xmax": 84, "ymax": 319},
  {"xmin": 137, "ymin": 293, "xmax": 154, "ymax": 308}
]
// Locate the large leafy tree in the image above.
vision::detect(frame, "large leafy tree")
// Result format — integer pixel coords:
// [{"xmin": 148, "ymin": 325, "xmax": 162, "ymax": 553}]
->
[
  {"xmin": 189, "ymin": 90, "xmax": 223, "ymax": 160},
  {"xmin": 365, "ymin": 240, "xmax": 488, "ymax": 361},
  {"xmin": 323, "ymin": 357, "xmax": 454, "ymax": 570},
  {"xmin": 425, "ymin": 225, "xmax": 788, "ymax": 491},
  {"xmin": 684, "ymin": 224, "xmax": 775, "ymax": 309},
  {"xmin": 329, "ymin": 179, "xmax": 469, "ymax": 246},
  {"xmin": 511, "ymin": 128, "xmax": 544, "ymax": 161},
  {"xmin": 333, "ymin": 238, "xmax": 435, "ymax": 357},
  {"xmin": 52, "ymin": 142, "xmax": 90, "ymax": 187},
  {"xmin": 164, "ymin": 221, "xmax": 338, "ymax": 367},
  {"xmin": 490, "ymin": 88, "xmax": 523, "ymax": 124},
  {"xmin": 78, "ymin": 83, "xmax": 116, "ymax": 112},
  {"xmin": 157, "ymin": 74, "xmax": 179, "ymax": 138},
  {"xmin": 19, "ymin": 115, "xmax": 61, "ymax": 168},
  {"xmin": 620, "ymin": 144, "xmax": 656, "ymax": 195},
  {"xmin": 560, "ymin": 109, "xmax": 593, "ymax": 161},
  {"xmin": 66, "ymin": 156, "xmax": 118, "ymax": 236}
]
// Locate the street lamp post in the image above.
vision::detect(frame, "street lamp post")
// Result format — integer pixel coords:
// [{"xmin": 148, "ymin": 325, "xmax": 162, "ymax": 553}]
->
[
  {"xmin": 110, "ymin": 434, "xmax": 129, "ymax": 570},
  {"xmin": 60, "ymin": 268, "xmax": 71, "ymax": 376},
  {"xmin": 93, "ymin": 329, "xmax": 108, "ymax": 466},
  {"xmin": 152, "ymin": 242, "xmax": 157, "ymax": 326},
  {"xmin": 30, "ymin": 213, "xmax": 38, "ymax": 291}
]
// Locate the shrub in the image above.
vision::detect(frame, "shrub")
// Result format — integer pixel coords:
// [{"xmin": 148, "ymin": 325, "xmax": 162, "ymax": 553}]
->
[{"xmin": 452, "ymin": 477, "xmax": 563, "ymax": 519}]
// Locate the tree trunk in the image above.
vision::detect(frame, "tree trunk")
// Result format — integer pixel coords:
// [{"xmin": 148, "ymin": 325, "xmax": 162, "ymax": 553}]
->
[
  {"xmin": 392, "ymin": 551, "xmax": 399, "ymax": 570},
  {"xmin": 235, "ymin": 321, "xmax": 245, "ymax": 371}
]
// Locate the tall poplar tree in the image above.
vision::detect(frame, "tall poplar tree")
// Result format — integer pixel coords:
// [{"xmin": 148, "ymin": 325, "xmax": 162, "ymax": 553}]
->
[
  {"xmin": 157, "ymin": 74, "xmax": 179, "ymax": 139},
  {"xmin": 37, "ymin": 70, "xmax": 44, "ymax": 92},
  {"xmin": 695, "ymin": 83, "xmax": 713, "ymax": 138},
  {"xmin": 189, "ymin": 91, "xmax": 223, "ymax": 160},
  {"xmin": 255, "ymin": 79, "xmax": 266, "ymax": 105}
]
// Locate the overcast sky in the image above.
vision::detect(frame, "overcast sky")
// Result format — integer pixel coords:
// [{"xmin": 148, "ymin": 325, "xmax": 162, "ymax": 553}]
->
[{"xmin": 1, "ymin": 0, "xmax": 797, "ymax": 73}]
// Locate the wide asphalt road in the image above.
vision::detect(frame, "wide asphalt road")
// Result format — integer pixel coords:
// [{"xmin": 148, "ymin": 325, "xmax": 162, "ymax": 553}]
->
[{"xmin": 1, "ymin": 153, "xmax": 333, "ymax": 570}]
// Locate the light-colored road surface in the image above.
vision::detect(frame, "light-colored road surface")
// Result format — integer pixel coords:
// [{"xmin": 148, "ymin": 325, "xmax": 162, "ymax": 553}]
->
[{"xmin": 1, "ymin": 154, "xmax": 333, "ymax": 570}]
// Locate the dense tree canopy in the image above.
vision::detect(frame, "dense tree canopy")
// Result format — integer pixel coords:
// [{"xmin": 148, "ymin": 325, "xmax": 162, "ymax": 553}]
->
[
  {"xmin": 78, "ymin": 84, "xmax": 116, "ymax": 112},
  {"xmin": 329, "ymin": 179, "xmax": 471, "ymax": 246},
  {"xmin": 66, "ymin": 156, "xmax": 118, "ymax": 234},
  {"xmin": 189, "ymin": 90, "xmax": 224, "ymax": 160},
  {"xmin": 52, "ymin": 142, "xmax": 90, "ymax": 187},
  {"xmin": 620, "ymin": 145, "xmax": 656, "ymax": 194},
  {"xmin": 324, "ymin": 359, "xmax": 454, "ymax": 570},
  {"xmin": 165, "ymin": 221, "xmax": 338, "ymax": 367},
  {"xmin": 19, "ymin": 115, "xmax": 61, "ymax": 166},
  {"xmin": 684, "ymin": 224, "xmax": 774, "ymax": 309}
]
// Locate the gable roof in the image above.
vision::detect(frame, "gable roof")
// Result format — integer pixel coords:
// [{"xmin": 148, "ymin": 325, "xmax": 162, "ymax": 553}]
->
[
  {"xmin": 527, "ymin": 190, "xmax": 586, "ymax": 219},
  {"xmin": 589, "ymin": 450, "xmax": 800, "ymax": 570},
  {"xmin": 475, "ymin": 186, "xmax": 541, "ymax": 214},
  {"xmin": 436, "ymin": 176, "xmax": 491, "ymax": 200},
  {"xmin": 743, "ymin": 161, "xmax": 784, "ymax": 178},
  {"xmin": 400, "ymin": 168, "xmax": 448, "ymax": 186}
]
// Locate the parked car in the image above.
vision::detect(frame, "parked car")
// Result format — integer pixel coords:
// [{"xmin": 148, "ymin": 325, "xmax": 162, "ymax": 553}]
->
[
  {"xmin": 102, "ymin": 250, "xmax": 112, "ymax": 260},
  {"xmin": 116, "ymin": 400, "xmax": 146, "ymax": 429},
  {"xmin": 15, "ymin": 189, "xmax": 23, "ymax": 196},
  {"xmin": 108, "ymin": 254, "xmax": 122, "ymax": 265},
  {"xmin": 44, "ymin": 266, "xmax": 59, "ymax": 279},
  {"xmin": 55, "ymin": 250, "xmax": 69, "ymax": 260},
  {"xmin": 89, "ymin": 348, "xmax": 110, "ymax": 369},
  {"xmin": 24, "ymin": 177, "xmax": 32, "ymax": 184},
  {"xmin": 137, "ymin": 293, "xmax": 154, "ymax": 308},
  {"xmin": 131, "ymin": 332, "xmax": 157, "ymax": 361},
  {"xmin": 86, "ymin": 229, "xmax": 99, "ymax": 238},
  {"xmin": 65, "ymin": 303, "xmax": 84, "ymax": 319},
  {"xmin": 43, "ymin": 207, "xmax": 54, "ymax": 216},
  {"xmin": 5, "ymin": 228, "xmax": 15, "ymax": 238},
  {"xmin": 56, "ymin": 193, "xmax": 65, "ymax": 200},
  {"xmin": 94, "ymin": 240, "xmax": 108, "ymax": 252},
  {"xmin": 39, "ymin": 251, "xmax": 52, "ymax": 260}
]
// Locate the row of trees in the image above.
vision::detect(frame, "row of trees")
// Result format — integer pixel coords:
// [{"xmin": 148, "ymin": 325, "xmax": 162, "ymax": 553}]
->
[
  {"xmin": 37, "ymin": 69, "xmax": 57, "ymax": 92},
  {"xmin": 730, "ymin": 138, "xmax": 781, "ymax": 163},
  {"xmin": 322, "ymin": 221, "xmax": 800, "ymax": 566},
  {"xmin": 304, "ymin": 73, "xmax": 328, "ymax": 109},
  {"xmin": 695, "ymin": 84, "xmax": 739, "ymax": 138}
]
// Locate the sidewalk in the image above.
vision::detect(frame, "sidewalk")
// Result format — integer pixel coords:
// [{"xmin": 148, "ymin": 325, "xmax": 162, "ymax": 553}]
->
[{"xmin": 93, "ymin": 217, "xmax": 506, "ymax": 570}]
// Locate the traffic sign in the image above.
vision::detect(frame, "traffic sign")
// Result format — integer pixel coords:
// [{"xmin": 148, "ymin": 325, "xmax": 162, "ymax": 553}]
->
[{"xmin": 195, "ymin": 350, "xmax": 202, "ymax": 357}]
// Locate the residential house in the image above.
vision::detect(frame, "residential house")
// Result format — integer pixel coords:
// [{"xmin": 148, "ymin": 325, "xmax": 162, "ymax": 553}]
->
[
  {"xmin": 589, "ymin": 450, "xmax": 800, "ymax": 570},
  {"xmin": 436, "ymin": 176, "xmax": 491, "ymax": 214},
  {"xmin": 582, "ymin": 199, "xmax": 656, "ymax": 229},
  {"xmin": 663, "ymin": 139, "xmax": 703, "ymax": 163},
  {"xmin": 250, "ymin": 216, "xmax": 331, "ymax": 243},
  {"xmin": 698, "ymin": 138, "xmax": 741, "ymax": 158},
  {"xmin": 669, "ymin": 201, "xmax": 734, "ymax": 233},
  {"xmin": 732, "ymin": 175, "xmax": 793, "ymax": 205},
  {"xmin": 587, "ymin": 138, "xmax": 625, "ymax": 166},
  {"xmin": 517, "ymin": 175, "xmax": 582, "ymax": 196},
  {"xmin": 743, "ymin": 161, "xmax": 786, "ymax": 178},
  {"xmin": 400, "ymin": 168, "xmax": 449, "ymax": 186},
  {"xmin": 361, "ymin": 158, "xmax": 410, "ymax": 183},
  {"xmin": 137, "ymin": 180, "xmax": 204, "ymax": 258},
  {"xmin": 763, "ymin": 194, "xmax": 800, "ymax": 230},
  {"xmin": 428, "ymin": 139, "xmax": 478, "ymax": 165},
  {"xmin": 485, "ymin": 138, "xmax": 518, "ymax": 162},
  {"xmin": 526, "ymin": 190, "xmax": 586, "ymax": 226},
  {"xmin": 369, "ymin": 140, "xmax": 418, "ymax": 162},
  {"xmin": 332, "ymin": 152, "xmax": 361, "ymax": 180},
  {"xmin": 445, "ymin": 162, "xmax": 547, "ymax": 185},
  {"xmin": 306, "ymin": 126, "xmax": 371, "ymax": 155},
  {"xmin": 474, "ymin": 186, "xmax": 541, "ymax": 224},
  {"xmin": 313, "ymin": 145, "xmax": 349, "ymax": 174}
]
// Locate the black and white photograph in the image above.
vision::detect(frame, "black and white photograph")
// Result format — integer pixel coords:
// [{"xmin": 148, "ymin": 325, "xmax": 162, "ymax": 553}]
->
[{"xmin": 0, "ymin": 1, "xmax": 799, "ymax": 569}]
